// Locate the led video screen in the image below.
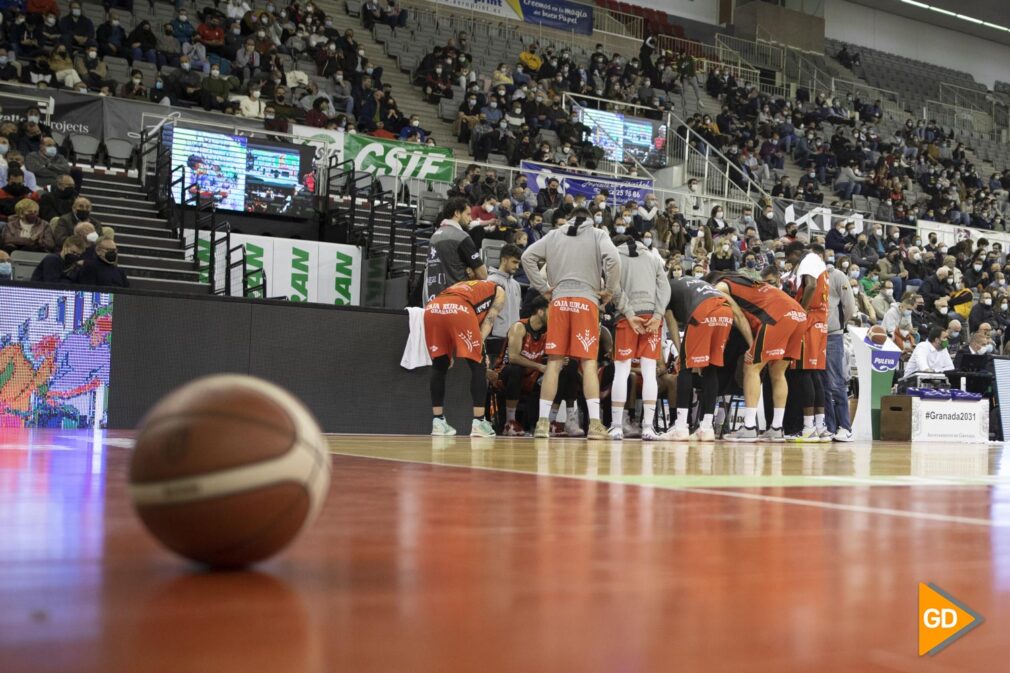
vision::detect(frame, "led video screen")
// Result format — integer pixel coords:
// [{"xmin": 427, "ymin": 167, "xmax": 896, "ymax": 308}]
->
[
  {"xmin": 164, "ymin": 126, "xmax": 317, "ymax": 217},
  {"xmin": 0, "ymin": 287, "xmax": 112, "ymax": 429},
  {"xmin": 578, "ymin": 108, "xmax": 668, "ymax": 168}
]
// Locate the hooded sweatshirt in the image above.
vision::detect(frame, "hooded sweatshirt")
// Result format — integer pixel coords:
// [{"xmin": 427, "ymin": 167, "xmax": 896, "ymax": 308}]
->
[
  {"xmin": 521, "ymin": 217, "xmax": 621, "ymax": 305},
  {"xmin": 613, "ymin": 239, "xmax": 670, "ymax": 320}
]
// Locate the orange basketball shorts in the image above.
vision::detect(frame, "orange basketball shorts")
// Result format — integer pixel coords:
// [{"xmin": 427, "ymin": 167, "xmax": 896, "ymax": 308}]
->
[{"xmin": 424, "ymin": 298, "xmax": 484, "ymax": 362}]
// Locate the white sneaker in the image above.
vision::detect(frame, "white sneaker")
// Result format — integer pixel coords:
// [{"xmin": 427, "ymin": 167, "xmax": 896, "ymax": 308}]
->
[
  {"xmin": 789, "ymin": 426, "xmax": 819, "ymax": 443},
  {"xmin": 565, "ymin": 415, "xmax": 585, "ymax": 438},
  {"xmin": 832, "ymin": 428, "xmax": 854, "ymax": 442},
  {"xmin": 608, "ymin": 425, "xmax": 624, "ymax": 440},
  {"xmin": 660, "ymin": 426, "xmax": 691, "ymax": 441},
  {"xmin": 432, "ymin": 417, "xmax": 456, "ymax": 436},
  {"xmin": 622, "ymin": 417, "xmax": 641, "ymax": 439},
  {"xmin": 760, "ymin": 426, "xmax": 785, "ymax": 442},
  {"xmin": 690, "ymin": 427, "xmax": 716, "ymax": 442},
  {"xmin": 641, "ymin": 427, "xmax": 662, "ymax": 441},
  {"xmin": 725, "ymin": 425, "xmax": 760, "ymax": 442},
  {"xmin": 815, "ymin": 425, "xmax": 834, "ymax": 443}
]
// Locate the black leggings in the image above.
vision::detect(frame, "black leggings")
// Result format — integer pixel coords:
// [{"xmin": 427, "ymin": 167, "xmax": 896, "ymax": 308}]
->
[
  {"xmin": 787, "ymin": 369, "xmax": 824, "ymax": 415},
  {"xmin": 430, "ymin": 356, "xmax": 486, "ymax": 408},
  {"xmin": 676, "ymin": 366, "xmax": 719, "ymax": 425}
]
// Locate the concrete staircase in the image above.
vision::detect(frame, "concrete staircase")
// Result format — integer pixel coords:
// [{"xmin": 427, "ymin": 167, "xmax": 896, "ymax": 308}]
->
[{"xmin": 84, "ymin": 173, "xmax": 210, "ymax": 294}]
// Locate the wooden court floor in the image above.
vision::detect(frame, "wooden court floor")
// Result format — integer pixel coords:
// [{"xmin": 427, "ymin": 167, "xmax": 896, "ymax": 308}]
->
[{"xmin": 1, "ymin": 430, "xmax": 1009, "ymax": 672}]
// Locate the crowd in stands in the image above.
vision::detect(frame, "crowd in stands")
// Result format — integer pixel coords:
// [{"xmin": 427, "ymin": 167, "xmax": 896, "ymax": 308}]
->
[
  {"xmin": 412, "ymin": 32, "xmax": 702, "ymax": 166},
  {"xmin": 0, "ymin": 107, "xmax": 126, "ymax": 287}
]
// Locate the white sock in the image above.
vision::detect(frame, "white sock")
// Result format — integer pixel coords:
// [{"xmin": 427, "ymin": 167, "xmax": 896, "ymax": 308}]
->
[
  {"xmin": 540, "ymin": 399, "xmax": 552, "ymax": 419},
  {"xmin": 803, "ymin": 415, "xmax": 814, "ymax": 429},
  {"xmin": 611, "ymin": 406, "xmax": 624, "ymax": 427},
  {"xmin": 675, "ymin": 407, "xmax": 689, "ymax": 429},
  {"xmin": 549, "ymin": 405, "xmax": 559, "ymax": 423},
  {"xmin": 743, "ymin": 407, "xmax": 757, "ymax": 428},
  {"xmin": 815, "ymin": 413, "xmax": 824, "ymax": 427},
  {"xmin": 772, "ymin": 408, "xmax": 785, "ymax": 428},
  {"xmin": 643, "ymin": 403, "xmax": 656, "ymax": 429},
  {"xmin": 506, "ymin": 406, "xmax": 516, "ymax": 422},
  {"xmin": 701, "ymin": 413, "xmax": 714, "ymax": 429},
  {"xmin": 586, "ymin": 398, "xmax": 600, "ymax": 420}
]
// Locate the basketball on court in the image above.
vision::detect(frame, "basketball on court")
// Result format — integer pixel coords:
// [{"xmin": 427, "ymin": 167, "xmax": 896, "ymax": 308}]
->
[{"xmin": 128, "ymin": 375, "xmax": 331, "ymax": 569}]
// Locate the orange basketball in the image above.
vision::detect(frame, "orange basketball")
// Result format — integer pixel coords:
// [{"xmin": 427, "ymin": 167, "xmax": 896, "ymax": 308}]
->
[
  {"xmin": 868, "ymin": 324, "xmax": 887, "ymax": 346},
  {"xmin": 128, "ymin": 375, "xmax": 331, "ymax": 569}
]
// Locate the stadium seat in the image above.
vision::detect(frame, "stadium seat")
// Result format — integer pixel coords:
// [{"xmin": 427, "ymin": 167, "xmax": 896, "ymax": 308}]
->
[
  {"xmin": 10, "ymin": 250, "xmax": 46, "ymax": 281},
  {"xmin": 105, "ymin": 138, "xmax": 135, "ymax": 169},
  {"xmin": 69, "ymin": 134, "xmax": 101, "ymax": 166}
]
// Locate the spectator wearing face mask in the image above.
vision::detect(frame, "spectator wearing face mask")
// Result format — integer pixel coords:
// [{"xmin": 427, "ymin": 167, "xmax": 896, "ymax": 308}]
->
[
  {"xmin": 60, "ymin": 2, "xmax": 94, "ymax": 54},
  {"xmin": 969, "ymin": 291, "xmax": 997, "ymax": 333},
  {"xmin": 24, "ymin": 137, "xmax": 72, "ymax": 189},
  {"xmin": 0, "ymin": 249, "xmax": 11, "ymax": 281},
  {"xmin": 31, "ymin": 234, "xmax": 86, "ymax": 284},
  {"xmin": 75, "ymin": 47, "xmax": 116, "ymax": 91},
  {"xmin": 38, "ymin": 174, "xmax": 76, "ymax": 223},
  {"xmin": 1, "ymin": 198, "xmax": 53, "ymax": 253},
  {"xmin": 119, "ymin": 69, "xmax": 148, "ymax": 100},
  {"xmin": 398, "ymin": 116, "xmax": 428, "ymax": 142},
  {"xmin": 52, "ymin": 196, "xmax": 98, "ymax": 249},
  {"xmin": 870, "ymin": 279, "xmax": 895, "ymax": 319},
  {"xmin": 238, "ymin": 85, "xmax": 266, "ymax": 118},
  {"xmin": 78, "ymin": 236, "xmax": 128, "ymax": 288},
  {"xmin": 635, "ymin": 194, "xmax": 658, "ymax": 232},
  {"xmin": 709, "ymin": 236, "xmax": 737, "ymax": 272}
]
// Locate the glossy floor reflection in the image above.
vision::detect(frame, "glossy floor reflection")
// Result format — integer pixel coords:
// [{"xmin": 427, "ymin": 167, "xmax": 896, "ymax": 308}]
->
[{"xmin": 1, "ymin": 430, "xmax": 1009, "ymax": 673}]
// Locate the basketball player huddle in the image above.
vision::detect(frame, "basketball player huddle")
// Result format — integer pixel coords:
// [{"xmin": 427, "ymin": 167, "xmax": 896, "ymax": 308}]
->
[{"xmin": 423, "ymin": 207, "xmax": 831, "ymax": 442}]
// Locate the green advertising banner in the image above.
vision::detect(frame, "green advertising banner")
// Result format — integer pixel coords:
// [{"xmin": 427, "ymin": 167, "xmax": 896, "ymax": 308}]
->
[{"xmin": 343, "ymin": 134, "xmax": 454, "ymax": 183}]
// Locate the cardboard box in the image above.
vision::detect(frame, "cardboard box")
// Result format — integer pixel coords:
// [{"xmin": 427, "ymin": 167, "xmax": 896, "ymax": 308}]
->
[{"xmin": 880, "ymin": 395, "xmax": 912, "ymax": 441}]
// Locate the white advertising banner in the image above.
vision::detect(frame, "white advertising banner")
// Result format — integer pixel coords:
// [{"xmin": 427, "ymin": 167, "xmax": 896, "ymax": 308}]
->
[
  {"xmin": 435, "ymin": 0, "xmax": 520, "ymax": 20},
  {"xmin": 192, "ymin": 232, "xmax": 362, "ymax": 305},
  {"xmin": 910, "ymin": 398, "xmax": 988, "ymax": 444},
  {"xmin": 290, "ymin": 124, "xmax": 344, "ymax": 148}
]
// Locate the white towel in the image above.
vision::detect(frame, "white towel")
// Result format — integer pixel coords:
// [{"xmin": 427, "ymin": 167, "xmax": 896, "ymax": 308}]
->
[{"xmin": 401, "ymin": 306, "xmax": 432, "ymax": 370}]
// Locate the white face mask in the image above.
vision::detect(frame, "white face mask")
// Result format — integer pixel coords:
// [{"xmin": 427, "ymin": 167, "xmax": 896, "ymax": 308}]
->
[
  {"xmin": 984, "ymin": 299, "xmax": 993, "ymax": 306},
  {"xmin": 643, "ymin": 237, "xmax": 653, "ymax": 247},
  {"xmin": 939, "ymin": 307, "xmax": 948, "ymax": 315},
  {"xmin": 721, "ymin": 244, "xmax": 730, "ymax": 252},
  {"xmin": 593, "ymin": 214, "xmax": 603, "ymax": 224},
  {"xmin": 86, "ymin": 232, "xmax": 99, "ymax": 243},
  {"xmin": 615, "ymin": 225, "xmax": 626, "ymax": 234}
]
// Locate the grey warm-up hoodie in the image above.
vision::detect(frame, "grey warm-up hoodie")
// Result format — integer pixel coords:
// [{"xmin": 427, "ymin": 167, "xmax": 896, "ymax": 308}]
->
[
  {"xmin": 521, "ymin": 218, "xmax": 622, "ymax": 305},
  {"xmin": 613, "ymin": 239, "xmax": 671, "ymax": 320}
]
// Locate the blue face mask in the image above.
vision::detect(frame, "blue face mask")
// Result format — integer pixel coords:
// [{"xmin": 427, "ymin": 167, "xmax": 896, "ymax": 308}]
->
[
  {"xmin": 45, "ymin": 146, "xmax": 57, "ymax": 157},
  {"xmin": 0, "ymin": 262, "xmax": 11, "ymax": 277}
]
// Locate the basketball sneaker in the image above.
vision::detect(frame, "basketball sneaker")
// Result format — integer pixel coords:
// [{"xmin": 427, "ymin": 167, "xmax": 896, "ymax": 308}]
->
[
  {"xmin": 691, "ymin": 426, "xmax": 716, "ymax": 442},
  {"xmin": 788, "ymin": 426, "xmax": 819, "ymax": 443},
  {"xmin": 759, "ymin": 426, "xmax": 785, "ymax": 442},
  {"xmin": 815, "ymin": 425, "xmax": 834, "ymax": 443},
  {"xmin": 471, "ymin": 418, "xmax": 496, "ymax": 438},
  {"xmin": 432, "ymin": 417, "xmax": 456, "ymax": 436},
  {"xmin": 660, "ymin": 426, "xmax": 690, "ymax": 441},
  {"xmin": 534, "ymin": 418, "xmax": 551, "ymax": 439},
  {"xmin": 564, "ymin": 416, "xmax": 585, "ymax": 438},
  {"xmin": 622, "ymin": 417, "xmax": 641, "ymax": 439},
  {"xmin": 725, "ymin": 425, "xmax": 759, "ymax": 442},
  {"xmin": 832, "ymin": 428, "xmax": 854, "ymax": 442},
  {"xmin": 608, "ymin": 424, "xmax": 624, "ymax": 440},
  {"xmin": 587, "ymin": 419, "xmax": 609, "ymax": 440},
  {"xmin": 551, "ymin": 421, "xmax": 567, "ymax": 437},
  {"xmin": 641, "ymin": 426, "xmax": 663, "ymax": 441},
  {"xmin": 502, "ymin": 420, "xmax": 526, "ymax": 437}
]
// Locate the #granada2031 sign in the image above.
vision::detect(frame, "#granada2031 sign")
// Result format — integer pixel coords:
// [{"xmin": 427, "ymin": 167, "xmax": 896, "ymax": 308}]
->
[{"xmin": 344, "ymin": 134, "xmax": 455, "ymax": 183}]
